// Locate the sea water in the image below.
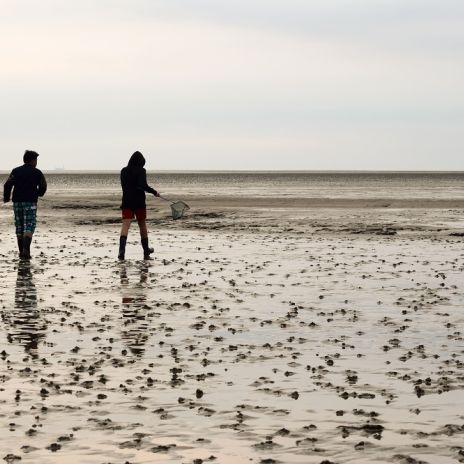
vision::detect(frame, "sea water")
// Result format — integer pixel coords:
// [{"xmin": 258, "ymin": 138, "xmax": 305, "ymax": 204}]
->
[{"xmin": 3, "ymin": 171, "xmax": 463, "ymax": 199}]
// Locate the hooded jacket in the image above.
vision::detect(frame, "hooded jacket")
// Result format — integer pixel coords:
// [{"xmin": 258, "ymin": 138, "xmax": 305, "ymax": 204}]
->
[
  {"xmin": 120, "ymin": 152, "xmax": 157, "ymax": 209},
  {"xmin": 3, "ymin": 164, "xmax": 47, "ymax": 203}
]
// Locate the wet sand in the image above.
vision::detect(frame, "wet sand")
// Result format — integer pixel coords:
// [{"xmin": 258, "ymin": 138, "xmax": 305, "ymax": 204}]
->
[{"xmin": 0, "ymin": 195, "xmax": 464, "ymax": 463}]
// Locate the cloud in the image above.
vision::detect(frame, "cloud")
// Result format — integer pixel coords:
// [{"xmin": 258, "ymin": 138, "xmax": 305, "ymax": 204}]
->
[{"xmin": 0, "ymin": 0, "xmax": 463, "ymax": 169}]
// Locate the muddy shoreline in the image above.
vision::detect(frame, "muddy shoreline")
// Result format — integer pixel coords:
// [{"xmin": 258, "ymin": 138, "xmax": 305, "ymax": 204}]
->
[{"xmin": 0, "ymin": 199, "xmax": 463, "ymax": 463}]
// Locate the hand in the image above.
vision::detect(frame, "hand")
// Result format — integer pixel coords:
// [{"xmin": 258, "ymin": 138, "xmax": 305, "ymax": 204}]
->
[
  {"xmin": 154, "ymin": 191, "xmax": 160, "ymax": 197},
  {"xmin": 3, "ymin": 198, "xmax": 10, "ymax": 204}
]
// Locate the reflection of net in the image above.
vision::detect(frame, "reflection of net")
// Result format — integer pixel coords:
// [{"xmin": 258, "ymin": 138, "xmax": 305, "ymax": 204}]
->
[{"xmin": 170, "ymin": 201, "xmax": 190, "ymax": 220}]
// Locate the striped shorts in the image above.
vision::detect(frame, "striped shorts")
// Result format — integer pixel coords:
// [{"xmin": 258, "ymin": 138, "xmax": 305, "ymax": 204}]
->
[{"xmin": 13, "ymin": 202, "xmax": 37, "ymax": 235}]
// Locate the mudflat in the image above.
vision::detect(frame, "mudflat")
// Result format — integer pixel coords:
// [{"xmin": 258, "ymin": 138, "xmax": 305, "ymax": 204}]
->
[{"xmin": 0, "ymin": 185, "xmax": 464, "ymax": 463}]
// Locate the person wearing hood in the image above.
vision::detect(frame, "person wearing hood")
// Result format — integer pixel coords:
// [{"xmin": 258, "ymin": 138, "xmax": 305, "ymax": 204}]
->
[
  {"xmin": 3, "ymin": 150, "xmax": 47, "ymax": 259},
  {"xmin": 118, "ymin": 151, "xmax": 159, "ymax": 260}
]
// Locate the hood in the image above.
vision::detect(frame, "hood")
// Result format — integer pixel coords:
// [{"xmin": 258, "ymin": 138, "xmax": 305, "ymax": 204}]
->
[{"xmin": 127, "ymin": 151, "xmax": 146, "ymax": 168}]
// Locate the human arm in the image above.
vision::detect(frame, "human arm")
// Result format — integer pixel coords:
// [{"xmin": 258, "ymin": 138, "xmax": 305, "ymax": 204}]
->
[
  {"xmin": 3, "ymin": 172, "xmax": 15, "ymax": 203},
  {"xmin": 137, "ymin": 169, "xmax": 159, "ymax": 196},
  {"xmin": 38, "ymin": 171, "xmax": 47, "ymax": 197}
]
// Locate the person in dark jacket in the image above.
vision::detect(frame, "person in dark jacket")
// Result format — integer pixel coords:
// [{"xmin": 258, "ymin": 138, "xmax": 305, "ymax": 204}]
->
[
  {"xmin": 3, "ymin": 150, "xmax": 47, "ymax": 259},
  {"xmin": 118, "ymin": 151, "xmax": 159, "ymax": 260}
]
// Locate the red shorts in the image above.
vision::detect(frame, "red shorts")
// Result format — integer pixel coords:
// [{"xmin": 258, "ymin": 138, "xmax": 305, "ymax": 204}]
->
[{"xmin": 122, "ymin": 208, "xmax": 147, "ymax": 221}]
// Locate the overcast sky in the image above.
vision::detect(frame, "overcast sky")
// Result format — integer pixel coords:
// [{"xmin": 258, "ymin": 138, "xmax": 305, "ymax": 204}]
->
[{"xmin": 1, "ymin": 0, "xmax": 463, "ymax": 170}]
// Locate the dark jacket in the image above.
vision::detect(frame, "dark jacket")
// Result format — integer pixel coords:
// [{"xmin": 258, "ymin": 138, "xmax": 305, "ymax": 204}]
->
[
  {"xmin": 120, "ymin": 153, "xmax": 157, "ymax": 209},
  {"xmin": 3, "ymin": 164, "xmax": 47, "ymax": 203}
]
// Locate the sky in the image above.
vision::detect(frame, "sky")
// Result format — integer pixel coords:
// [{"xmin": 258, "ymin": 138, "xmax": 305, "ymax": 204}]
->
[{"xmin": 0, "ymin": 0, "xmax": 463, "ymax": 171}]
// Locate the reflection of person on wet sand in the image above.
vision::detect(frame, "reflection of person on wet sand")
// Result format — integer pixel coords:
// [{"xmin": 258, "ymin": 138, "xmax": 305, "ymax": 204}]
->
[
  {"xmin": 0, "ymin": 262, "xmax": 46, "ymax": 359},
  {"xmin": 119, "ymin": 262, "xmax": 151, "ymax": 356}
]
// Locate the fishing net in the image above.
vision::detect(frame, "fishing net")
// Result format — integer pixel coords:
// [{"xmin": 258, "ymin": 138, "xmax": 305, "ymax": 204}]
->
[{"xmin": 170, "ymin": 201, "xmax": 190, "ymax": 220}]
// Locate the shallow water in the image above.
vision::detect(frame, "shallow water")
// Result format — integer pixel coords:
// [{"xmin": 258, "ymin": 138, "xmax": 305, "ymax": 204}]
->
[{"xmin": 0, "ymin": 222, "xmax": 463, "ymax": 463}]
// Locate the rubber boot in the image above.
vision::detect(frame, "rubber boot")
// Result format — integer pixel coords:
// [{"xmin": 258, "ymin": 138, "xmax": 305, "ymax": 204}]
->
[
  {"xmin": 17, "ymin": 236, "xmax": 24, "ymax": 259},
  {"xmin": 118, "ymin": 235, "xmax": 127, "ymax": 260},
  {"xmin": 22, "ymin": 236, "xmax": 32, "ymax": 260},
  {"xmin": 141, "ymin": 237, "xmax": 154, "ymax": 260}
]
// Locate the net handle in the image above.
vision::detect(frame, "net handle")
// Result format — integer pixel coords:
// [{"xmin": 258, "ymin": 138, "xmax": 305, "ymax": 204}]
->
[{"xmin": 158, "ymin": 195, "xmax": 175, "ymax": 204}]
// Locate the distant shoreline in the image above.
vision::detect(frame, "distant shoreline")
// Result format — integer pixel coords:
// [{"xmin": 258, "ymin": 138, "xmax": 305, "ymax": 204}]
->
[{"xmin": 2, "ymin": 169, "xmax": 464, "ymax": 175}]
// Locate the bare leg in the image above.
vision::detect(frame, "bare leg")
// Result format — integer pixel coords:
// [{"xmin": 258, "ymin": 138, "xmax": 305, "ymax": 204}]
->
[
  {"xmin": 137, "ymin": 220, "xmax": 148, "ymax": 240},
  {"xmin": 121, "ymin": 219, "xmax": 132, "ymax": 237}
]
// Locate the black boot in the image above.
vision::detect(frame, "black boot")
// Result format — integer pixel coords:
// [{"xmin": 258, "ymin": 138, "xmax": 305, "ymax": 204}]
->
[
  {"xmin": 17, "ymin": 236, "xmax": 24, "ymax": 258},
  {"xmin": 141, "ymin": 237, "xmax": 154, "ymax": 260},
  {"xmin": 118, "ymin": 235, "xmax": 127, "ymax": 260},
  {"xmin": 22, "ymin": 236, "xmax": 32, "ymax": 260}
]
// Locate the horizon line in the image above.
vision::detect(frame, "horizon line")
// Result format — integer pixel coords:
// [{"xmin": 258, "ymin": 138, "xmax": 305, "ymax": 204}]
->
[{"xmin": 2, "ymin": 169, "xmax": 464, "ymax": 174}]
